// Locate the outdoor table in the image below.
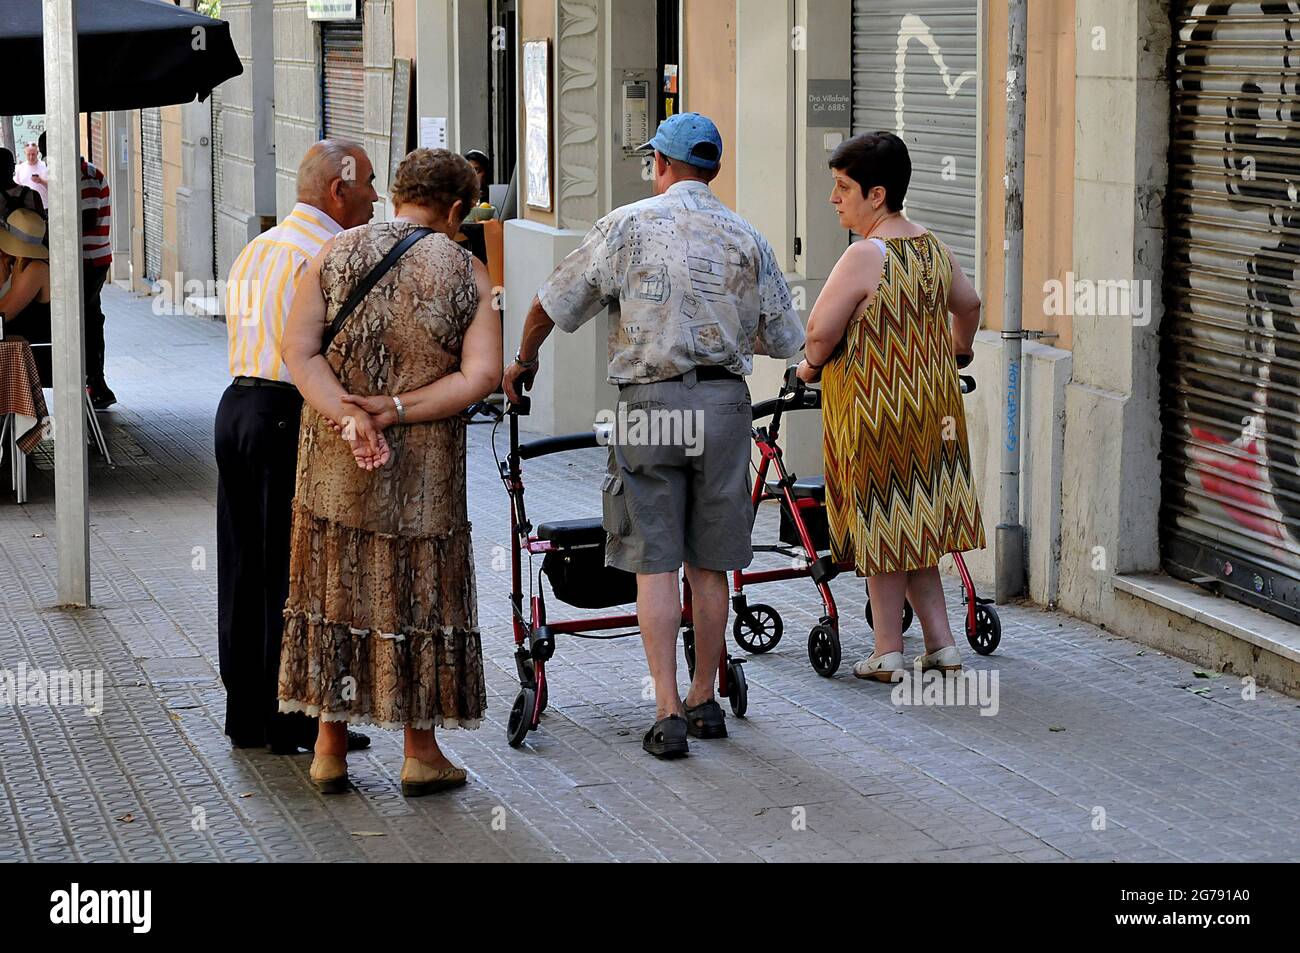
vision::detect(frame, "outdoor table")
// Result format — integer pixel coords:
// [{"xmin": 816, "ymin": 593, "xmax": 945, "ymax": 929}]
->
[{"xmin": 0, "ymin": 336, "xmax": 49, "ymax": 504}]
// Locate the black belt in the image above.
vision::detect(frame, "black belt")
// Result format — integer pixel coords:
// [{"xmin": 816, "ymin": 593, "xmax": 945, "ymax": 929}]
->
[
  {"xmin": 232, "ymin": 376, "xmax": 299, "ymax": 393},
  {"xmin": 620, "ymin": 366, "xmax": 744, "ymax": 389}
]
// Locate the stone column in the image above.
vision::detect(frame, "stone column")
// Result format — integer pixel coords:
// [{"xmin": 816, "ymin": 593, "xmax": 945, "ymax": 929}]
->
[{"xmin": 1057, "ymin": 0, "xmax": 1170, "ymax": 621}]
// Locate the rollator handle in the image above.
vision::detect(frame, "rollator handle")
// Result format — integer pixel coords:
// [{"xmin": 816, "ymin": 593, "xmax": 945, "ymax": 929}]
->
[
  {"xmin": 959, "ymin": 375, "xmax": 976, "ymax": 395},
  {"xmin": 782, "ymin": 363, "xmax": 805, "ymax": 401},
  {"xmin": 955, "ymin": 352, "xmax": 973, "ymax": 369},
  {"xmin": 509, "ymin": 396, "xmax": 532, "ymax": 416}
]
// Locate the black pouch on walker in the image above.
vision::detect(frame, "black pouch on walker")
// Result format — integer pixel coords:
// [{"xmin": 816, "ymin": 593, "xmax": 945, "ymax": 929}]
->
[
  {"xmin": 778, "ymin": 476, "xmax": 832, "ymax": 552},
  {"xmin": 538, "ymin": 519, "xmax": 638, "ymax": 609}
]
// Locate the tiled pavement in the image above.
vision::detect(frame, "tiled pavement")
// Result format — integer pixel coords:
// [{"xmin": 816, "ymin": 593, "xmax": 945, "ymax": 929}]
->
[{"xmin": 1, "ymin": 286, "xmax": 1298, "ymax": 863}]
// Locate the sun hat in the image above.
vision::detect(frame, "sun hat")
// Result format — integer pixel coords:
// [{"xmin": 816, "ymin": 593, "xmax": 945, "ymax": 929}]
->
[{"xmin": 0, "ymin": 209, "xmax": 49, "ymax": 260}]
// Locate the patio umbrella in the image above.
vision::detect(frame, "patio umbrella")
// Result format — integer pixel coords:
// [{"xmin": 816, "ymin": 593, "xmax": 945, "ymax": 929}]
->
[
  {"xmin": 0, "ymin": 0, "xmax": 242, "ymax": 114},
  {"xmin": 16, "ymin": 0, "xmax": 241, "ymax": 607}
]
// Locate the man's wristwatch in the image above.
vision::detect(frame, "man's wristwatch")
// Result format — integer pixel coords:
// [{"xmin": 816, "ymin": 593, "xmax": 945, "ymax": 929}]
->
[{"xmin": 514, "ymin": 350, "xmax": 539, "ymax": 372}]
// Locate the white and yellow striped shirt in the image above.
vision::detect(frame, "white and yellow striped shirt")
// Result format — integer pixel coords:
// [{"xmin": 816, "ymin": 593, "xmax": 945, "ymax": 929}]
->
[{"xmin": 224, "ymin": 203, "xmax": 343, "ymax": 383}]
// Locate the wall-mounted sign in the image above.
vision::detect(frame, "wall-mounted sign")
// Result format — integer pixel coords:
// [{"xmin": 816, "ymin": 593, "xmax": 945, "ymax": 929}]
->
[
  {"xmin": 419, "ymin": 117, "xmax": 447, "ymax": 151},
  {"xmin": 389, "ymin": 57, "xmax": 413, "ymax": 186},
  {"xmin": 10, "ymin": 115, "xmax": 44, "ymax": 151},
  {"xmin": 807, "ymin": 79, "xmax": 852, "ymax": 128},
  {"xmin": 307, "ymin": 0, "xmax": 358, "ymax": 21},
  {"xmin": 523, "ymin": 39, "xmax": 552, "ymax": 211}
]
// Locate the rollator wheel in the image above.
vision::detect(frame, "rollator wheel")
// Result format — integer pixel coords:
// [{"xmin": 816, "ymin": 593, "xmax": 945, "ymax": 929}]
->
[
  {"xmin": 864, "ymin": 599, "xmax": 914, "ymax": 634},
  {"xmin": 506, "ymin": 688, "xmax": 535, "ymax": 748},
  {"xmin": 807, "ymin": 624, "xmax": 841, "ymax": 677},
  {"xmin": 726, "ymin": 660, "xmax": 748, "ymax": 718},
  {"xmin": 732, "ymin": 603, "xmax": 783, "ymax": 654},
  {"xmin": 966, "ymin": 604, "xmax": 1002, "ymax": 656},
  {"xmin": 682, "ymin": 627, "xmax": 696, "ymax": 680},
  {"xmin": 523, "ymin": 661, "xmax": 548, "ymax": 715}
]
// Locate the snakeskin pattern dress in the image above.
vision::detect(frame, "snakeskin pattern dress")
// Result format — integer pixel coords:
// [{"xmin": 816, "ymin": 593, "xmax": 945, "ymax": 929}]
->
[
  {"xmin": 278, "ymin": 221, "xmax": 487, "ymax": 730},
  {"xmin": 821, "ymin": 232, "xmax": 985, "ymax": 576}
]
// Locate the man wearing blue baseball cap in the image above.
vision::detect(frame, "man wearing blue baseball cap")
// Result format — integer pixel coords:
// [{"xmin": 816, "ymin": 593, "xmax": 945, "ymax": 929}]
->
[{"xmin": 504, "ymin": 112, "xmax": 804, "ymax": 759}]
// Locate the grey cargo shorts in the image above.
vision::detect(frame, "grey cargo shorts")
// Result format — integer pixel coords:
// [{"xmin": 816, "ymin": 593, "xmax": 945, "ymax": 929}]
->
[{"xmin": 601, "ymin": 375, "xmax": 755, "ymax": 575}]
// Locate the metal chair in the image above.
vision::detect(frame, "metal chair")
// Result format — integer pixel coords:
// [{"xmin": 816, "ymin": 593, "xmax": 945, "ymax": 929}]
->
[{"xmin": 3, "ymin": 342, "xmax": 113, "ymax": 504}]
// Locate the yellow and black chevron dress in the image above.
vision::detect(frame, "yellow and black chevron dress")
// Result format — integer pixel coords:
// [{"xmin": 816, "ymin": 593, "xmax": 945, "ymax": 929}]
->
[{"xmin": 822, "ymin": 232, "xmax": 985, "ymax": 576}]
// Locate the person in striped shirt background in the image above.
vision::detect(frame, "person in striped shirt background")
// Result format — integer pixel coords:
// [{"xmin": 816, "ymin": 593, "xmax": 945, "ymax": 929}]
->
[
  {"xmin": 36, "ymin": 131, "xmax": 114, "ymax": 409},
  {"xmin": 215, "ymin": 139, "xmax": 379, "ymax": 756}
]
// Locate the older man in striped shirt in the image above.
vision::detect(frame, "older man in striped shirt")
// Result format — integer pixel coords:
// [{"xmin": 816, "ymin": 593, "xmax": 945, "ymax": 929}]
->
[{"xmin": 216, "ymin": 140, "xmax": 379, "ymax": 755}]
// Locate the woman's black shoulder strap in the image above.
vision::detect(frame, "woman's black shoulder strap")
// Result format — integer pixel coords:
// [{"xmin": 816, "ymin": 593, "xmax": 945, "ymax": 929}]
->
[{"xmin": 320, "ymin": 226, "xmax": 433, "ymax": 355}]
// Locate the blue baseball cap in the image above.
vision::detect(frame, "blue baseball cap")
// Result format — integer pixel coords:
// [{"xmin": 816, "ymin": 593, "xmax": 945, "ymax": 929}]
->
[{"xmin": 636, "ymin": 112, "xmax": 723, "ymax": 171}]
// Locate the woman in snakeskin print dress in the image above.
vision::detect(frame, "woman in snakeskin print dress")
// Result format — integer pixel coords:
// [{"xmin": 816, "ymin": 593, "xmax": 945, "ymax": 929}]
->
[{"xmin": 279, "ymin": 149, "xmax": 501, "ymax": 797}]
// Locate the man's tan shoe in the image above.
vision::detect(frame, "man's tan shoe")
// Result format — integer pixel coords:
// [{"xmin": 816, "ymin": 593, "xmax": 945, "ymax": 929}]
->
[
  {"xmin": 400, "ymin": 758, "xmax": 468, "ymax": 797},
  {"xmin": 309, "ymin": 754, "xmax": 349, "ymax": 794},
  {"xmin": 852, "ymin": 651, "xmax": 905, "ymax": 682}
]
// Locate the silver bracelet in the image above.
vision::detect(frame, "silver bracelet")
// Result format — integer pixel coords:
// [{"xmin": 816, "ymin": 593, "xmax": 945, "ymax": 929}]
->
[{"xmin": 392, "ymin": 395, "xmax": 406, "ymax": 424}]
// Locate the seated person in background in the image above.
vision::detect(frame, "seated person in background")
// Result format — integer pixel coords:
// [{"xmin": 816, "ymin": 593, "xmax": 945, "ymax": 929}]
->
[
  {"xmin": 464, "ymin": 150, "xmax": 492, "ymax": 204},
  {"xmin": 0, "ymin": 209, "xmax": 53, "ymax": 384}
]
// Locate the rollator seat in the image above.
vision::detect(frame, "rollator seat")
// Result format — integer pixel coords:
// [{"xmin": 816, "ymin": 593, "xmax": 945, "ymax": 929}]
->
[
  {"xmin": 789, "ymin": 475, "xmax": 826, "ymax": 502},
  {"xmin": 536, "ymin": 518, "xmax": 605, "ymax": 548},
  {"xmin": 777, "ymin": 476, "xmax": 831, "ymax": 551},
  {"xmin": 537, "ymin": 518, "xmax": 637, "ymax": 609}
]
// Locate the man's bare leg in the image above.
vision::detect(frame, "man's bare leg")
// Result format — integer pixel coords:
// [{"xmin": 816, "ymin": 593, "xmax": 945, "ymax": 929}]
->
[
  {"xmin": 683, "ymin": 564, "xmax": 727, "ymax": 707},
  {"xmin": 637, "ymin": 571, "xmax": 683, "ymax": 720}
]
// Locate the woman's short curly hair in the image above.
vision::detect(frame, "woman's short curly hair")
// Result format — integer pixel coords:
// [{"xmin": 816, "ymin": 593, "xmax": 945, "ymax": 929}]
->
[{"xmin": 391, "ymin": 148, "xmax": 481, "ymax": 219}]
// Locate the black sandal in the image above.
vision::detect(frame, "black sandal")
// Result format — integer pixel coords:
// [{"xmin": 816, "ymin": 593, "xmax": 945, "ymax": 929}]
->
[
  {"xmin": 642, "ymin": 714, "xmax": 689, "ymax": 758},
  {"xmin": 683, "ymin": 699, "xmax": 727, "ymax": 739}
]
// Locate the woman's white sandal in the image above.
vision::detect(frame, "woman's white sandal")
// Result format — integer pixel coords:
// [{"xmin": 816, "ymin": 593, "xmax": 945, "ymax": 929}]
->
[
  {"xmin": 852, "ymin": 651, "xmax": 906, "ymax": 682},
  {"xmin": 916, "ymin": 645, "xmax": 963, "ymax": 672}
]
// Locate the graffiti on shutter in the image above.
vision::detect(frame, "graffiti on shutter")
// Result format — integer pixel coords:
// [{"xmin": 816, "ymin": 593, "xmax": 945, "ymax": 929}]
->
[{"xmin": 1161, "ymin": 1, "xmax": 1300, "ymax": 622}]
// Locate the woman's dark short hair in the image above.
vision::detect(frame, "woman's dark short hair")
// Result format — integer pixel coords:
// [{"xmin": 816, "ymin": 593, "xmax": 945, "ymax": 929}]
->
[
  {"xmin": 828, "ymin": 132, "xmax": 911, "ymax": 212},
  {"xmin": 391, "ymin": 148, "xmax": 480, "ymax": 219}
]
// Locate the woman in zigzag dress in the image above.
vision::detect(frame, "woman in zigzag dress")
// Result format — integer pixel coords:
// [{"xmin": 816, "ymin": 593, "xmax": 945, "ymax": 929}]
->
[{"xmin": 797, "ymin": 131, "xmax": 985, "ymax": 683}]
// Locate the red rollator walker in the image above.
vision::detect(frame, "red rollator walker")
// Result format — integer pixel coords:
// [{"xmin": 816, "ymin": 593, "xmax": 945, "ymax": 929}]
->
[
  {"xmin": 729, "ymin": 364, "xmax": 1002, "ymax": 676},
  {"xmin": 495, "ymin": 395, "xmax": 750, "ymax": 749}
]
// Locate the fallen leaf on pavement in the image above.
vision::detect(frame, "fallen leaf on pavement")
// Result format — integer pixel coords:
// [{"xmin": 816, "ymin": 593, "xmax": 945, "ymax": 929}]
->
[
  {"xmin": 116, "ymin": 813, "xmax": 135, "ymax": 823},
  {"xmin": 350, "ymin": 831, "xmax": 386, "ymax": 837},
  {"xmin": 1049, "ymin": 726, "xmax": 1066, "ymax": 732}
]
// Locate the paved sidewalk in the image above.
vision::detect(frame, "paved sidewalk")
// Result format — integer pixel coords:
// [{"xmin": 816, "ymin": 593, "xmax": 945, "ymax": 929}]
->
[{"xmin": 1, "ymin": 286, "xmax": 1298, "ymax": 862}]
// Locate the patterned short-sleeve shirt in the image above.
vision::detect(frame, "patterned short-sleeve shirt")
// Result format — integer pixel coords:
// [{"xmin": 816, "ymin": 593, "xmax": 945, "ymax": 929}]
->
[{"xmin": 537, "ymin": 180, "xmax": 805, "ymax": 384}]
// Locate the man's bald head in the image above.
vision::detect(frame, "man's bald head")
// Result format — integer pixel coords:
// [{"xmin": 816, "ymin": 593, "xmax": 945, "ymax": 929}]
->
[{"xmin": 296, "ymin": 139, "xmax": 378, "ymax": 228}]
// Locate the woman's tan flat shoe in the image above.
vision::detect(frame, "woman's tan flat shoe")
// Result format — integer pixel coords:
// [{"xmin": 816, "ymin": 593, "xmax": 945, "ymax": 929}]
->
[
  {"xmin": 309, "ymin": 754, "xmax": 349, "ymax": 794},
  {"xmin": 400, "ymin": 757, "xmax": 468, "ymax": 797}
]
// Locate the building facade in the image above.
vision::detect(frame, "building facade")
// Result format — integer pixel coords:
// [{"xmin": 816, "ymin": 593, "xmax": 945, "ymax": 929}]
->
[{"xmin": 90, "ymin": 0, "xmax": 1298, "ymax": 693}]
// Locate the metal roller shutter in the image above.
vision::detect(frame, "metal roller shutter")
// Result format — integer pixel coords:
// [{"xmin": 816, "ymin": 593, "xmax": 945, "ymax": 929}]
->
[
  {"xmin": 212, "ymin": 84, "xmax": 224, "ymax": 280},
  {"xmin": 141, "ymin": 106, "xmax": 164, "ymax": 283},
  {"xmin": 321, "ymin": 20, "xmax": 365, "ymax": 143},
  {"xmin": 1161, "ymin": 1, "xmax": 1300, "ymax": 623},
  {"xmin": 851, "ymin": 0, "xmax": 979, "ymax": 275}
]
